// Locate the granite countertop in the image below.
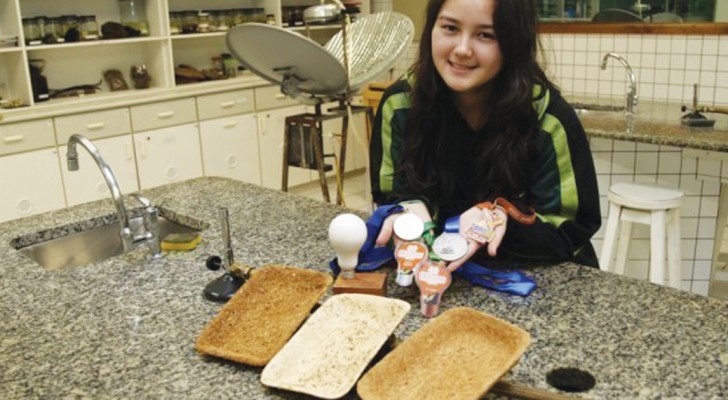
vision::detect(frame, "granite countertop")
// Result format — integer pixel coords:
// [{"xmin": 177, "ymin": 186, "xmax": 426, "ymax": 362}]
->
[
  {"xmin": 1, "ymin": 177, "xmax": 726, "ymax": 399},
  {"xmin": 568, "ymin": 96, "xmax": 728, "ymax": 151}
]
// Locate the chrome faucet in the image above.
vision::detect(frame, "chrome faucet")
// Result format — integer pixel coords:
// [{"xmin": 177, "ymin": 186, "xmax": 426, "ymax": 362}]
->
[
  {"xmin": 66, "ymin": 134, "xmax": 162, "ymax": 258},
  {"xmin": 601, "ymin": 52, "xmax": 638, "ymax": 118}
]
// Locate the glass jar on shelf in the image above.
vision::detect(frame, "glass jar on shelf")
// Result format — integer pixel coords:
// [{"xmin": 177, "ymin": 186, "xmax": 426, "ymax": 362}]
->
[
  {"xmin": 118, "ymin": 0, "xmax": 150, "ymax": 36},
  {"xmin": 242, "ymin": 9, "xmax": 252, "ymax": 24},
  {"xmin": 79, "ymin": 15, "xmax": 99, "ymax": 41},
  {"xmin": 181, "ymin": 10, "xmax": 198, "ymax": 33},
  {"xmin": 37, "ymin": 17, "xmax": 60, "ymax": 45},
  {"xmin": 197, "ymin": 11, "xmax": 211, "ymax": 33},
  {"xmin": 169, "ymin": 11, "xmax": 182, "ymax": 34},
  {"xmin": 210, "ymin": 10, "xmax": 229, "ymax": 31},
  {"xmin": 60, "ymin": 15, "xmax": 79, "ymax": 41},
  {"xmin": 22, "ymin": 18, "xmax": 42, "ymax": 46},
  {"xmin": 223, "ymin": 9, "xmax": 237, "ymax": 28},
  {"xmin": 251, "ymin": 8, "xmax": 266, "ymax": 23},
  {"xmin": 48, "ymin": 17, "xmax": 66, "ymax": 43}
]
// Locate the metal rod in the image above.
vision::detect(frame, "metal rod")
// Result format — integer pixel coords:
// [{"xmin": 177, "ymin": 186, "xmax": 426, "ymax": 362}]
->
[
  {"xmin": 693, "ymin": 83, "xmax": 699, "ymax": 110},
  {"xmin": 219, "ymin": 208, "xmax": 234, "ymax": 269}
]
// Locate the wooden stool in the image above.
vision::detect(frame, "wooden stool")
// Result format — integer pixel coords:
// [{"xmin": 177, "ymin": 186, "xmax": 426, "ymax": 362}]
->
[{"xmin": 599, "ymin": 182, "xmax": 684, "ymax": 289}]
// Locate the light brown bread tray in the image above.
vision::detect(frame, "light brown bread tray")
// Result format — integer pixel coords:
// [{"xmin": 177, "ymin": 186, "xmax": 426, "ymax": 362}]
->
[
  {"xmin": 195, "ymin": 265, "xmax": 333, "ymax": 366},
  {"xmin": 261, "ymin": 294, "xmax": 411, "ymax": 399},
  {"xmin": 357, "ymin": 307, "xmax": 531, "ymax": 400}
]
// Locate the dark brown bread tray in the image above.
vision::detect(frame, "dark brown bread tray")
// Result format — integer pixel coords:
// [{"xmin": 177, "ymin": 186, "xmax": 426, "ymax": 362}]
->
[{"xmin": 195, "ymin": 265, "xmax": 333, "ymax": 366}]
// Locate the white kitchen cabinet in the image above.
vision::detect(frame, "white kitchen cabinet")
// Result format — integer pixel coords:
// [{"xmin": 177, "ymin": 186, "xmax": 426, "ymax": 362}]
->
[
  {"xmin": 133, "ymin": 123, "xmax": 203, "ymax": 189},
  {"xmin": 59, "ymin": 135, "xmax": 139, "ymax": 207},
  {"xmin": 0, "ymin": 148, "xmax": 66, "ymax": 223},
  {"xmin": 257, "ymin": 104, "xmax": 312, "ymax": 189},
  {"xmin": 200, "ymin": 114, "xmax": 261, "ymax": 185}
]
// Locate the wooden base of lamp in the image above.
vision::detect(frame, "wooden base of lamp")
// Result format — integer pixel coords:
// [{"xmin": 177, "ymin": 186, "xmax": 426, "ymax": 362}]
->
[{"xmin": 332, "ymin": 272, "xmax": 387, "ymax": 296}]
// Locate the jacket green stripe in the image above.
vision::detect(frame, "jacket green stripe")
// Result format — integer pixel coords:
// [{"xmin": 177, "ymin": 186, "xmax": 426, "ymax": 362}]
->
[
  {"xmin": 538, "ymin": 113, "xmax": 579, "ymax": 227},
  {"xmin": 379, "ymin": 92, "xmax": 411, "ymax": 194}
]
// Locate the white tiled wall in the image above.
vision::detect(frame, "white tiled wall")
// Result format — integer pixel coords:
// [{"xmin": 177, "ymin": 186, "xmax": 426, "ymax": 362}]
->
[
  {"xmin": 542, "ymin": 34, "xmax": 728, "ymax": 106},
  {"xmin": 371, "ymin": 2, "xmax": 728, "ymax": 295}
]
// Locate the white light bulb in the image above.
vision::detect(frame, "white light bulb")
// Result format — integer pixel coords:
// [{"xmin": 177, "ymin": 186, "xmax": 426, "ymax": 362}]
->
[{"xmin": 328, "ymin": 213, "xmax": 368, "ymax": 279}]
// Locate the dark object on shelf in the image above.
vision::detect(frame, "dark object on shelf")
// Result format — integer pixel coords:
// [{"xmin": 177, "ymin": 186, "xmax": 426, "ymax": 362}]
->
[
  {"xmin": 50, "ymin": 80, "xmax": 103, "ymax": 99},
  {"xmin": 64, "ymin": 27, "xmax": 80, "ymax": 42},
  {"xmin": 175, "ymin": 64, "xmax": 206, "ymax": 84},
  {"xmin": 130, "ymin": 64, "xmax": 152, "ymax": 89},
  {"xmin": 0, "ymin": 35, "xmax": 17, "ymax": 48},
  {"xmin": 101, "ymin": 21, "xmax": 127, "ymax": 39},
  {"xmin": 29, "ymin": 60, "xmax": 49, "ymax": 102},
  {"xmin": 103, "ymin": 69, "xmax": 129, "ymax": 91},
  {"xmin": 201, "ymin": 69, "xmax": 226, "ymax": 80},
  {"xmin": 123, "ymin": 25, "xmax": 143, "ymax": 37}
]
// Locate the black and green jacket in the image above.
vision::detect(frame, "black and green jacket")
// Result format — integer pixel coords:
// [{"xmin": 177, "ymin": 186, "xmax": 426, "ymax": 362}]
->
[{"xmin": 369, "ymin": 78, "xmax": 602, "ymax": 267}]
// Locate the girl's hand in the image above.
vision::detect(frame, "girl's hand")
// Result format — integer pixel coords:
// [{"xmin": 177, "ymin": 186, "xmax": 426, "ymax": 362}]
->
[
  {"xmin": 447, "ymin": 205, "xmax": 507, "ymax": 271},
  {"xmin": 376, "ymin": 201, "xmax": 433, "ymax": 247}
]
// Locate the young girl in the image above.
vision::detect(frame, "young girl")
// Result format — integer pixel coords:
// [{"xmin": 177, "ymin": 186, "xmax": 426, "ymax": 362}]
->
[{"xmin": 370, "ymin": 0, "xmax": 601, "ymax": 269}]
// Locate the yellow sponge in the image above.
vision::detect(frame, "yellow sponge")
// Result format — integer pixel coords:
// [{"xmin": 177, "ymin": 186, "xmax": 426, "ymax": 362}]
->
[{"xmin": 161, "ymin": 232, "xmax": 202, "ymax": 251}]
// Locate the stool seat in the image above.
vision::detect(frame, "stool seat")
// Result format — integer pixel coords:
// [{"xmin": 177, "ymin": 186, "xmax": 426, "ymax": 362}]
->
[
  {"xmin": 599, "ymin": 182, "xmax": 684, "ymax": 289},
  {"xmin": 608, "ymin": 182, "xmax": 684, "ymax": 210}
]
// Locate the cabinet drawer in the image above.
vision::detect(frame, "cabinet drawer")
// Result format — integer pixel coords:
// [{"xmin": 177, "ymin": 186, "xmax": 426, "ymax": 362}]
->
[
  {"xmin": 54, "ymin": 108, "xmax": 132, "ymax": 144},
  {"xmin": 0, "ymin": 119, "xmax": 55, "ymax": 156},
  {"xmin": 255, "ymin": 85, "xmax": 299, "ymax": 111},
  {"xmin": 197, "ymin": 89, "xmax": 255, "ymax": 120},
  {"xmin": 130, "ymin": 98, "xmax": 197, "ymax": 132}
]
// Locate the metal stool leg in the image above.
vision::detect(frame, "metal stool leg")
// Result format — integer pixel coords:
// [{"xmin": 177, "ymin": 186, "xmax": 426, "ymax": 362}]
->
[
  {"xmin": 311, "ymin": 120, "xmax": 330, "ymax": 203},
  {"xmin": 281, "ymin": 118, "xmax": 292, "ymax": 192},
  {"xmin": 335, "ymin": 113, "xmax": 349, "ymax": 206}
]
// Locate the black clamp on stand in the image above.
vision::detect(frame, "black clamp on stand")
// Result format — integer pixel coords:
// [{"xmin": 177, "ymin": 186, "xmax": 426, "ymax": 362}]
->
[{"xmin": 203, "ymin": 208, "xmax": 251, "ymax": 302}]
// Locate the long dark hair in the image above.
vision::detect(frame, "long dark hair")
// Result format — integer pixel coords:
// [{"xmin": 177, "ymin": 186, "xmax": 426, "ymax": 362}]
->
[{"xmin": 400, "ymin": 0, "xmax": 554, "ymax": 209}]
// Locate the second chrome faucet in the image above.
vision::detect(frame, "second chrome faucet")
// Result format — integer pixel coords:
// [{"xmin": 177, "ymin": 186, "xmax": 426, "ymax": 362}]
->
[{"xmin": 601, "ymin": 52, "xmax": 638, "ymax": 118}]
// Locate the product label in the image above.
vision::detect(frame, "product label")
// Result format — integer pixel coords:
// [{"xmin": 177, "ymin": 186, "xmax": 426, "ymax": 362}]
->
[
  {"xmin": 415, "ymin": 262, "xmax": 452, "ymax": 318},
  {"xmin": 394, "ymin": 242, "xmax": 428, "ymax": 273}
]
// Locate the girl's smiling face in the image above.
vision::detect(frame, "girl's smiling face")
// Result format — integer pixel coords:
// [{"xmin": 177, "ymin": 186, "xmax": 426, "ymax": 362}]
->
[{"xmin": 431, "ymin": 0, "xmax": 503, "ymax": 100}]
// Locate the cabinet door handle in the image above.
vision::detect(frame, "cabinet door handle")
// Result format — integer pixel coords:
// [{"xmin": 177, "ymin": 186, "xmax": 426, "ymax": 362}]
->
[
  {"xmin": 86, "ymin": 122, "xmax": 105, "ymax": 130},
  {"xmin": 223, "ymin": 121, "xmax": 238, "ymax": 129},
  {"xmin": 125, "ymin": 142, "xmax": 133, "ymax": 160},
  {"xmin": 275, "ymin": 94, "xmax": 286, "ymax": 100},
  {"xmin": 220, "ymin": 101, "xmax": 235, "ymax": 108},
  {"xmin": 3, "ymin": 135, "xmax": 24, "ymax": 143},
  {"xmin": 137, "ymin": 139, "xmax": 146, "ymax": 158},
  {"xmin": 259, "ymin": 115, "xmax": 267, "ymax": 133},
  {"xmin": 157, "ymin": 111, "xmax": 175, "ymax": 119}
]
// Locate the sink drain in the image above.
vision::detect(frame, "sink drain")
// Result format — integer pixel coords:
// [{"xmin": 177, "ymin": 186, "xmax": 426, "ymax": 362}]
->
[{"xmin": 546, "ymin": 367, "xmax": 596, "ymax": 392}]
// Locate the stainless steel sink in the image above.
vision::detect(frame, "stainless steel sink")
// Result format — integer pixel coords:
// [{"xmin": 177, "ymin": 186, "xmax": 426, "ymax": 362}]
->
[
  {"xmin": 572, "ymin": 102, "xmax": 626, "ymax": 115},
  {"xmin": 15, "ymin": 215, "xmax": 201, "ymax": 270}
]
